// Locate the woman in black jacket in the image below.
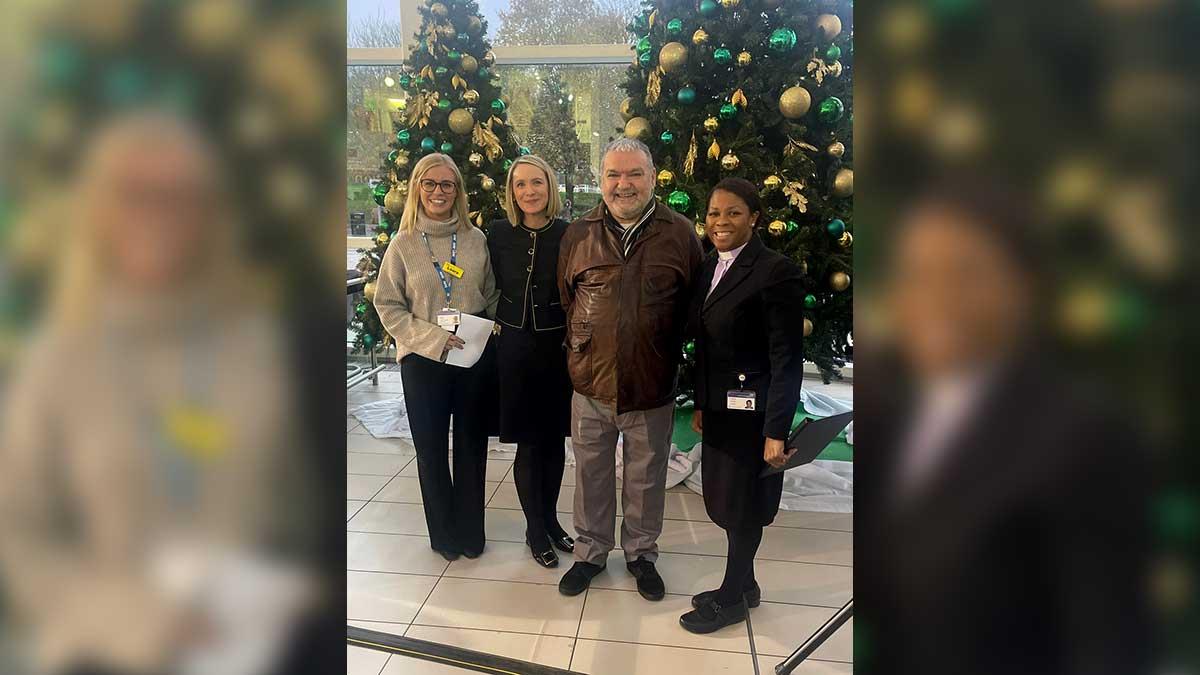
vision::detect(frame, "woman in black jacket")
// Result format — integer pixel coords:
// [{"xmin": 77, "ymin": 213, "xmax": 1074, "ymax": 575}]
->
[
  {"xmin": 680, "ymin": 177, "xmax": 807, "ymax": 633},
  {"xmin": 486, "ymin": 155, "xmax": 575, "ymax": 568}
]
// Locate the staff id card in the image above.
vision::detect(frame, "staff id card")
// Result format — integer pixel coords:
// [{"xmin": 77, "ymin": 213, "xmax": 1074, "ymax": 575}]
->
[
  {"xmin": 437, "ymin": 308, "xmax": 462, "ymax": 330},
  {"xmin": 727, "ymin": 373, "xmax": 757, "ymax": 411}
]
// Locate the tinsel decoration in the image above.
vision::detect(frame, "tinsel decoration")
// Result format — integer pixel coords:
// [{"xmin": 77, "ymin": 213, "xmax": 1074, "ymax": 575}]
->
[
  {"xmin": 707, "ymin": 139, "xmax": 721, "ymax": 161},
  {"xmin": 731, "ymin": 88, "xmax": 748, "ymax": 108},
  {"xmin": 645, "ymin": 67, "xmax": 663, "ymax": 107},
  {"xmin": 473, "ymin": 119, "xmax": 504, "ymax": 160},
  {"xmin": 684, "ymin": 132, "xmax": 698, "ymax": 176},
  {"xmin": 408, "ymin": 91, "xmax": 435, "ymax": 128}
]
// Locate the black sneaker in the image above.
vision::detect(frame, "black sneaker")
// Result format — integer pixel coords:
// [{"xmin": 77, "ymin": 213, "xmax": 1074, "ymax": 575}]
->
[
  {"xmin": 679, "ymin": 597, "xmax": 748, "ymax": 634},
  {"xmin": 558, "ymin": 561, "xmax": 606, "ymax": 596},
  {"xmin": 626, "ymin": 557, "xmax": 665, "ymax": 601},
  {"xmin": 692, "ymin": 582, "xmax": 761, "ymax": 609}
]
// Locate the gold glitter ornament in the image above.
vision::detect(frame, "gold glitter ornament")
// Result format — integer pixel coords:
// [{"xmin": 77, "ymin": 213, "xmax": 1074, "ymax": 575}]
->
[
  {"xmin": 763, "ymin": 175, "xmax": 782, "ymax": 191},
  {"xmin": 692, "ymin": 28, "xmax": 710, "ymax": 45},
  {"xmin": 703, "ymin": 116, "xmax": 719, "ymax": 132},
  {"xmin": 827, "ymin": 141, "xmax": 845, "ymax": 158},
  {"xmin": 768, "ymin": 220, "xmax": 787, "ymax": 236},
  {"xmin": 624, "ymin": 116, "xmax": 652, "ymax": 139},
  {"xmin": 832, "ymin": 168, "xmax": 854, "ymax": 197},
  {"xmin": 468, "ymin": 152, "xmax": 484, "ymax": 168},
  {"xmin": 737, "ymin": 51, "xmax": 752, "ymax": 66},
  {"xmin": 721, "ymin": 153, "xmax": 740, "ymax": 170},
  {"xmin": 657, "ymin": 169, "xmax": 675, "ymax": 187},
  {"xmin": 830, "ymin": 271, "xmax": 851, "ymax": 291},
  {"xmin": 779, "ymin": 86, "xmax": 812, "ymax": 119},
  {"xmin": 839, "ymin": 232, "xmax": 853, "ymax": 249},
  {"xmin": 463, "ymin": 89, "xmax": 480, "ymax": 105},
  {"xmin": 480, "ymin": 176, "xmax": 495, "ymax": 191}
]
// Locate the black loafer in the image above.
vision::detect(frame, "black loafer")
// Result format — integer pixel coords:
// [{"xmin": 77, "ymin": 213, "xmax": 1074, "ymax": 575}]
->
[
  {"xmin": 626, "ymin": 557, "xmax": 665, "ymax": 601},
  {"xmin": 558, "ymin": 561, "xmax": 606, "ymax": 596},
  {"xmin": 550, "ymin": 534, "xmax": 575, "ymax": 554},
  {"xmin": 461, "ymin": 548, "xmax": 483, "ymax": 559},
  {"xmin": 434, "ymin": 548, "xmax": 460, "ymax": 562},
  {"xmin": 692, "ymin": 583, "xmax": 761, "ymax": 609},
  {"xmin": 532, "ymin": 547, "xmax": 559, "ymax": 568},
  {"xmin": 679, "ymin": 597, "xmax": 748, "ymax": 634}
]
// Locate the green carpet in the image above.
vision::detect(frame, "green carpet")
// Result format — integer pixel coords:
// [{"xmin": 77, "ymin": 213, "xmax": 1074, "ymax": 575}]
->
[{"xmin": 671, "ymin": 404, "xmax": 853, "ymax": 463}]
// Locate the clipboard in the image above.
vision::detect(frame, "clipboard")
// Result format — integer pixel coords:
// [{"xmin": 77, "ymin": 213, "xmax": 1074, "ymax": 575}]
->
[{"xmin": 761, "ymin": 410, "xmax": 853, "ymax": 477}]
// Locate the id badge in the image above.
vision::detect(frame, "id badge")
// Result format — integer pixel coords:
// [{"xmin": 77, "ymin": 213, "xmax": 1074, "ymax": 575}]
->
[
  {"xmin": 727, "ymin": 390, "xmax": 757, "ymax": 411},
  {"xmin": 442, "ymin": 262, "xmax": 465, "ymax": 279},
  {"xmin": 436, "ymin": 308, "xmax": 461, "ymax": 330}
]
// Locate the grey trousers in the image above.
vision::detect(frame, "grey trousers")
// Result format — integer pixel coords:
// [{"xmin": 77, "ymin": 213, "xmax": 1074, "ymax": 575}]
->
[{"xmin": 571, "ymin": 392, "xmax": 675, "ymax": 565}]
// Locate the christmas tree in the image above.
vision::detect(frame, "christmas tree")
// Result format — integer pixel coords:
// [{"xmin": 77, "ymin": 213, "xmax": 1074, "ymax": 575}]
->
[
  {"xmin": 525, "ymin": 68, "xmax": 594, "ymax": 218},
  {"xmin": 351, "ymin": 0, "xmax": 524, "ymax": 353},
  {"xmin": 618, "ymin": 0, "xmax": 853, "ymax": 390}
]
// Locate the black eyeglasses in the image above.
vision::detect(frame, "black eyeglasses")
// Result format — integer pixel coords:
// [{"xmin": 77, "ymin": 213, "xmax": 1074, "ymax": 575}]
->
[{"xmin": 419, "ymin": 179, "xmax": 458, "ymax": 194}]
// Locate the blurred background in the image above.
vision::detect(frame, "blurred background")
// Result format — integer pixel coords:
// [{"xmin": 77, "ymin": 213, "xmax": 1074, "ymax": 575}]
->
[
  {"xmin": 0, "ymin": 1, "xmax": 345, "ymax": 674},
  {"xmin": 852, "ymin": 0, "xmax": 1199, "ymax": 673}
]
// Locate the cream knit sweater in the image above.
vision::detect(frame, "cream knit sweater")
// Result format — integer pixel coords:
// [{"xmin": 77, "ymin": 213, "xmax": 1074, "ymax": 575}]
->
[{"xmin": 374, "ymin": 213, "xmax": 499, "ymax": 362}]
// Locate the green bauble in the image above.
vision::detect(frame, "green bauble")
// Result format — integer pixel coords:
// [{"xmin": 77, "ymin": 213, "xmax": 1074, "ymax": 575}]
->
[
  {"xmin": 639, "ymin": 51, "xmax": 652, "ymax": 68},
  {"xmin": 519, "ymin": 146, "xmax": 532, "ymax": 155},
  {"xmin": 437, "ymin": 98, "xmax": 451, "ymax": 111},
  {"xmin": 719, "ymin": 103, "xmax": 737, "ymax": 120},
  {"xmin": 769, "ymin": 28, "xmax": 798, "ymax": 53},
  {"xmin": 683, "ymin": 340, "xmax": 696, "ymax": 356},
  {"xmin": 363, "ymin": 333, "xmax": 376, "ymax": 348},
  {"xmin": 420, "ymin": 137, "xmax": 437, "ymax": 152},
  {"xmin": 786, "ymin": 220, "xmax": 799, "ymax": 233},
  {"xmin": 636, "ymin": 36, "xmax": 652, "ymax": 54},
  {"xmin": 356, "ymin": 302, "xmax": 368, "ymax": 316},
  {"xmin": 490, "ymin": 99, "xmax": 506, "ymax": 114},
  {"xmin": 478, "ymin": 66, "xmax": 491, "ymax": 79},
  {"xmin": 372, "ymin": 182, "xmax": 389, "ymax": 206},
  {"xmin": 399, "ymin": 74, "xmax": 411, "ymax": 88},
  {"xmin": 667, "ymin": 18, "xmax": 684, "ymax": 35},
  {"xmin": 699, "ymin": 0, "xmax": 718, "ymax": 16},
  {"xmin": 660, "ymin": 130, "xmax": 675, "ymax": 144},
  {"xmin": 826, "ymin": 218, "xmax": 846, "ymax": 237},
  {"xmin": 387, "ymin": 149, "xmax": 399, "ymax": 164},
  {"xmin": 825, "ymin": 44, "xmax": 842, "ymax": 62},
  {"xmin": 435, "ymin": 66, "xmax": 449, "ymax": 78},
  {"xmin": 448, "ymin": 50, "xmax": 462, "ymax": 61},
  {"xmin": 440, "ymin": 141, "xmax": 454, "ymax": 153},
  {"xmin": 804, "ymin": 294, "xmax": 818, "ymax": 309},
  {"xmin": 676, "ymin": 87, "xmax": 696, "ymax": 104},
  {"xmin": 818, "ymin": 96, "xmax": 845, "ymax": 123},
  {"xmin": 713, "ymin": 48, "xmax": 732, "ymax": 65},
  {"xmin": 503, "ymin": 159, "xmax": 514, "ymax": 171},
  {"xmin": 667, "ymin": 190, "xmax": 692, "ymax": 212},
  {"xmin": 396, "ymin": 128, "xmax": 411, "ymax": 145}
]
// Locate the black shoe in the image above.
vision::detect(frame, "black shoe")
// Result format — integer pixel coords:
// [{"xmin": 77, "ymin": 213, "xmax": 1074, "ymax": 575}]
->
[
  {"xmin": 550, "ymin": 534, "xmax": 575, "ymax": 554},
  {"xmin": 626, "ymin": 557, "xmax": 665, "ymax": 601},
  {"xmin": 558, "ymin": 561, "xmax": 605, "ymax": 596},
  {"xmin": 692, "ymin": 582, "xmax": 761, "ymax": 609},
  {"xmin": 679, "ymin": 597, "xmax": 748, "ymax": 634},
  {"xmin": 434, "ymin": 548, "xmax": 460, "ymax": 562},
  {"xmin": 461, "ymin": 548, "xmax": 483, "ymax": 559},
  {"xmin": 528, "ymin": 538, "xmax": 559, "ymax": 568}
]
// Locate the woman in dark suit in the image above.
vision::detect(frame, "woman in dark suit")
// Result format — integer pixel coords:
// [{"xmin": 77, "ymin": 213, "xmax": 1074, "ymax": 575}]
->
[
  {"xmin": 487, "ymin": 155, "xmax": 575, "ymax": 568},
  {"xmin": 679, "ymin": 177, "xmax": 807, "ymax": 633}
]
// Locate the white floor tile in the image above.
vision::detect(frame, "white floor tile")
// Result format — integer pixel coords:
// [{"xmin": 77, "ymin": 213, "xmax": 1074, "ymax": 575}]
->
[
  {"xmin": 413, "ymin": 577, "xmax": 585, "ymax": 637},
  {"xmin": 443, "ymin": 540, "xmax": 565, "ymax": 586},
  {"xmin": 348, "ymin": 434, "xmax": 418, "ymax": 455},
  {"xmin": 347, "ymin": 645, "xmax": 390, "ymax": 675},
  {"xmin": 756, "ymin": 656, "xmax": 853, "ymax": 674},
  {"xmin": 378, "ymin": 655, "xmax": 471, "ymax": 674},
  {"xmin": 349, "ymin": 502, "xmax": 430, "ymax": 536},
  {"xmin": 348, "ymin": 571, "xmax": 438, "ymax": 624},
  {"xmin": 755, "ymin": 558, "xmax": 852, "ymax": 608},
  {"xmin": 488, "ymin": 482, "xmax": 575, "ymax": 514},
  {"xmin": 759, "ymin": 527, "xmax": 853, "ymax": 566},
  {"xmin": 653, "ymin": 518, "xmax": 729, "ymax": 557},
  {"xmin": 577, "ymin": 588, "xmax": 750, "ymax": 653},
  {"xmin": 569, "ymin": 639, "xmax": 754, "ymax": 675},
  {"xmin": 349, "ymin": 452, "xmax": 411, "ymax": 477},
  {"xmin": 750, "ymin": 603, "xmax": 852, "ymax": 661},
  {"xmin": 348, "ymin": 417, "xmax": 363, "ymax": 433},
  {"xmin": 348, "ymin": 500, "xmax": 368, "ymax": 521},
  {"xmin": 349, "ymin": 620, "xmax": 409, "ymax": 636},
  {"xmin": 349, "ymin": 475, "xmax": 392, "ymax": 501},
  {"xmin": 482, "ymin": 507, "xmax": 535, "ymax": 544},
  {"xmin": 661, "ymin": 490, "xmax": 711, "ymax": 522},
  {"xmin": 396, "ymin": 457, "xmax": 512, "ymax": 483},
  {"xmin": 348, "ymin": 532, "xmax": 451, "ymax": 576},
  {"xmin": 375, "ymin": 476, "xmax": 424, "ymax": 503},
  {"xmin": 404, "ymin": 625, "xmax": 575, "ymax": 670},
  {"xmin": 771, "ymin": 511, "xmax": 853, "ymax": 532}
]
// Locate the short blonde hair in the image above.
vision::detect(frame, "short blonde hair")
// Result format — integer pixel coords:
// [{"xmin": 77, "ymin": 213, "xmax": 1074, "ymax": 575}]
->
[
  {"xmin": 502, "ymin": 155, "xmax": 561, "ymax": 225},
  {"xmin": 398, "ymin": 153, "xmax": 471, "ymax": 232}
]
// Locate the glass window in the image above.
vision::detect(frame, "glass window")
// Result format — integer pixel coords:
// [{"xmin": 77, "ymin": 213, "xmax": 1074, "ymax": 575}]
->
[
  {"xmin": 347, "ymin": 0, "xmax": 403, "ymax": 48},
  {"xmin": 347, "ymin": 65, "xmax": 410, "ymax": 238},
  {"xmin": 484, "ymin": 0, "xmax": 638, "ymax": 46}
]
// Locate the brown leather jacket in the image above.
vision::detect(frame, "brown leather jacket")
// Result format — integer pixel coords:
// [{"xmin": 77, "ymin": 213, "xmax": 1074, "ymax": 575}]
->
[{"xmin": 557, "ymin": 200, "xmax": 704, "ymax": 413}]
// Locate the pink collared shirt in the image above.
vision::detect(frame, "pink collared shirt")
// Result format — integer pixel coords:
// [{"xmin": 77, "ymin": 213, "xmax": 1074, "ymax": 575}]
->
[{"xmin": 706, "ymin": 241, "xmax": 749, "ymax": 300}]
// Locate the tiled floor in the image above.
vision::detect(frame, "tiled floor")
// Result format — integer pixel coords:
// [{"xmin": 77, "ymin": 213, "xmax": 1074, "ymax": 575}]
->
[{"xmin": 348, "ymin": 370, "xmax": 853, "ymax": 674}]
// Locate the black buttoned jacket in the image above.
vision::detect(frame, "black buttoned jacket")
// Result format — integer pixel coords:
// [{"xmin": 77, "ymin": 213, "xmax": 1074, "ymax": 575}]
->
[{"xmin": 487, "ymin": 218, "xmax": 568, "ymax": 331}]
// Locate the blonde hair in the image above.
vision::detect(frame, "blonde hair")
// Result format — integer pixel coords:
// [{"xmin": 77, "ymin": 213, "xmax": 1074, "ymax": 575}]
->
[
  {"xmin": 502, "ymin": 155, "xmax": 561, "ymax": 225},
  {"xmin": 398, "ymin": 153, "xmax": 471, "ymax": 232}
]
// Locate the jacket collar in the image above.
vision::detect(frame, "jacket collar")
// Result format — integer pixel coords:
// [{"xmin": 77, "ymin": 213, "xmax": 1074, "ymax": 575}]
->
[{"xmin": 703, "ymin": 233, "xmax": 766, "ymax": 310}]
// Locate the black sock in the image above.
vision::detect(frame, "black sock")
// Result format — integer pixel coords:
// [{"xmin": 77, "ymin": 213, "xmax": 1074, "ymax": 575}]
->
[{"xmin": 714, "ymin": 527, "xmax": 763, "ymax": 606}]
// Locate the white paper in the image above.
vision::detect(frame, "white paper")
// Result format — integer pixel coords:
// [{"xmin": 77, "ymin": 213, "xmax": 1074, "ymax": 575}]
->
[{"xmin": 444, "ymin": 313, "xmax": 494, "ymax": 368}]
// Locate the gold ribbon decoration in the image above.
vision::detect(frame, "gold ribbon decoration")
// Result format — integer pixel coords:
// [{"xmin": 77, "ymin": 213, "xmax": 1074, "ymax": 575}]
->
[
  {"xmin": 473, "ymin": 120, "xmax": 503, "ymax": 161},
  {"xmin": 707, "ymin": 139, "xmax": 721, "ymax": 161},
  {"xmin": 783, "ymin": 136, "xmax": 818, "ymax": 158},
  {"xmin": 648, "ymin": 9, "xmax": 658, "ymax": 28},
  {"xmin": 407, "ymin": 92, "xmax": 432, "ymax": 128},
  {"xmin": 684, "ymin": 132, "xmax": 698, "ymax": 176},
  {"xmin": 452, "ymin": 74, "xmax": 467, "ymax": 91},
  {"xmin": 645, "ymin": 67, "xmax": 662, "ymax": 107},
  {"xmin": 421, "ymin": 65, "xmax": 434, "ymax": 81},
  {"xmin": 731, "ymin": 88, "xmax": 748, "ymax": 108},
  {"xmin": 783, "ymin": 181, "xmax": 809, "ymax": 212}
]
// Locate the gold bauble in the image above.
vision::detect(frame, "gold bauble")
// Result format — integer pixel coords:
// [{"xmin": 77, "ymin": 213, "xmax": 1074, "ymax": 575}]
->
[
  {"xmin": 721, "ymin": 153, "xmax": 740, "ymax": 170},
  {"xmin": 384, "ymin": 185, "xmax": 407, "ymax": 215},
  {"xmin": 803, "ymin": 318, "xmax": 813, "ymax": 337},
  {"xmin": 482, "ymin": 50, "xmax": 496, "ymax": 66},
  {"xmin": 763, "ymin": 175, "xmax": 782, "ymax": 191},
  {"xmin": 703, "ymin": 116, "xmax": 719, "ymax": 132},
  {"xmin": 827, "ymin": 141, "xmax": 845, "ymax": 158},
  {"xmin": 448, "ymin": 108, "xmax": 474, "ymax": 135},
  {"xmin": 695, "ymin": 222, "xmax": 706, "ymax": 237},
  {"xmin": 620, "ymin": 97, "xmax": 635, "ymax": 121},
  {"xmin": 692, "ymin": 28, "xmax": 710, "ymax": 45},
  {"xmin": 657, "ymin": 169, "xmax": 675, "ymax": 188},
  {"xmin": 363, "ymin": 281, "xmax": 377, "ymax": 303},
  {"xmin": 463, "ymin": 89, "xmax": 480, "ymax": 105},
  {"xmin": 659, "ymin": 42, "xmax": 689, "ymax": 73},
  {"xmin": 377, "ymin": 232, "xmax": 390, "ymax": 245},
  {"xmin": 779, "ymin": 86, "xmax": 812, "ymax": 119},
  {"xmin": 832, "ymin": 168, "xmax": 854, "ymax": 198},
  {"xmin": 430, "ymin": 2, "xmax": 449, "ymax": 17},
  {"xmin": 466, "ymin": 16, "xmax": 482, "ymax": 34},
  {"xmin": 480, "ymin": 176, "xmax": 495, "ymax": 192},
  {"xmin": 624, "ymin": 116, "xmax": 652, "ymax": 139},
  {"xmin": 468, "ymin": 152, "xmax": 484, "ymax": 168},
  {"xmin": 461, "ymin": 55, "xmax": 478, "ymax": 73},
  {"xmin": 768, "ymin": 220, "xmax": 787, "ymax": 236},
  {"xmin": 839, "ymin": 232, "xmax": 853, "ymax": 249},
  {"xmin": 816, "ymin": 13, "xmax": 843, "ymax": 40},
  {"xmin": 737, "ymin": 51, "xmax": 752, "ymax": 66},
  {"xmin": 720, "ymin": 0, "xmax": 740, "ymax": 7},
  {"xmin": 830, "ymin": 271, "xmax": 851, "ymax": 291}
]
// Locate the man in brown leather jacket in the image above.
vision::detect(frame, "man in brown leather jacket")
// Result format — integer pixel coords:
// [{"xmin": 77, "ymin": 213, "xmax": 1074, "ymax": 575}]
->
[{"xmin": 556, "ymin": 137, "xmax": 704, "ymax": 600}]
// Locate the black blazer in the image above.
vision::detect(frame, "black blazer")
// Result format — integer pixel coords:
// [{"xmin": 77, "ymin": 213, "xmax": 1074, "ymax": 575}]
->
[
  {"xmin": 487, "ymin": 218, "xmax": 568, "ymax": 331},
  {"xmin": 686, "ymin": 234, "xmax": 805, "ymax": 439}
]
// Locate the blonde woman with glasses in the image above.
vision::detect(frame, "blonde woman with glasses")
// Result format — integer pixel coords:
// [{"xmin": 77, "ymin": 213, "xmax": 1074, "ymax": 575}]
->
[
  {"xmin": 374, "ymin": 153, "xmax": 500, "ymax": 561},
  {"xmin": 485, "ymin": 155, "xmax": 575, "ymax": 568}
]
